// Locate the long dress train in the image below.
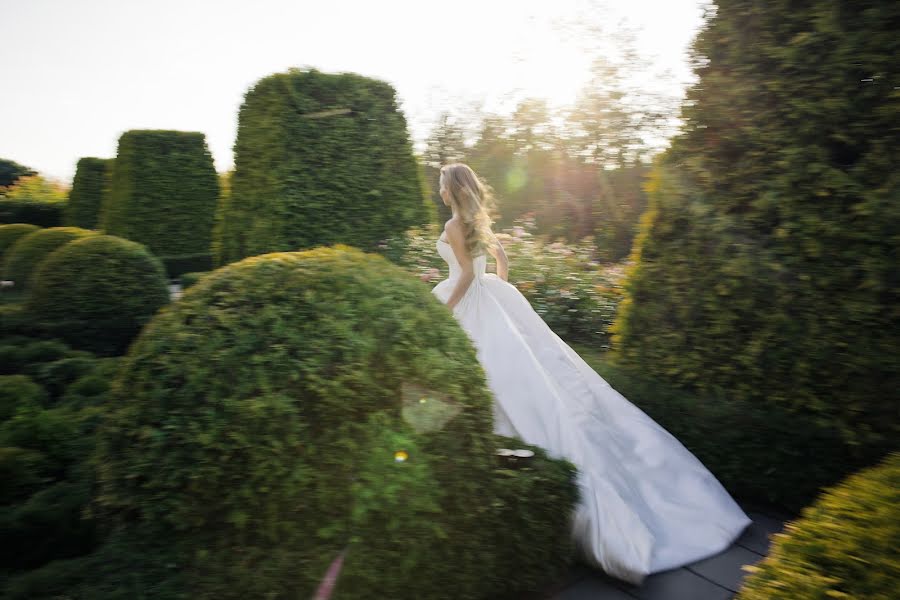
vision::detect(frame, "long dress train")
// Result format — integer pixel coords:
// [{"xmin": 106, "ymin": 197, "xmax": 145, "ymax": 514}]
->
[{"xmin": 430, "ymin": 235, "xmax": 752, "ymax": 585}]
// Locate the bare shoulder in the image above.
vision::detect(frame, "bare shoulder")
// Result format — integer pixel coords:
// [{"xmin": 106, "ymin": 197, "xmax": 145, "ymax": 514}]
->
[{"xmin": 444, "ymin": 217, "xmax": 464, "ymax": 239}]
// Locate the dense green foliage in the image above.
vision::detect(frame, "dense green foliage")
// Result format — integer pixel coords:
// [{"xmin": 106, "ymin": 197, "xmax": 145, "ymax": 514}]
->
[
  {"xmin": 0, "ymin": 158, "xmax": 36, "ymax": 189},
  {"xmin": 2, "ymin": 227, "xmax": 95, "ymax": 290},
  {"xmin": 611, "ymin": 0, "xmax": 900, "ymax": 456},
  {"xmin": 26, "ymin": 235, "xmax": 170, "ymax": 356},
  {"xmin": 84, "ymin": 245, "xmax": 577, "ymax": 599},
  {"xmin": 0, "ymin": 336, "xmax": 117, "ymax": 585},
  {"xmin": 213, "ymin": 68, "xmax": 431, "ymax": 266},
  {"xmin": 0, "ymin": 223, "xmax": 40, "ymax": 260},
  {"xmin": 65, "ymin": 158, "xmax": 112, "ymax": 229},
  {"xmin": 100, "ymin": 129, "xmax": 218, "ymax": 264},
  {"xmin": 737, "ymin": 451, "xmax": 899, "ymax": 599},
  {"xmin": 0, "ymin": 200, "xmax": 64, "ymax": 227}
]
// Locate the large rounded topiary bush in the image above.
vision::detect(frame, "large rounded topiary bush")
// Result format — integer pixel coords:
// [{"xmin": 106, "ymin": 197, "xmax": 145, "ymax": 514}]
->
[
  {"xmin": 737, "ymin": 451, "xmax": 899, "ymax": 600},
  {"xmin": 26, "ymin": 235, "xmax": 169, "ymax": 356},
  {"xmin": 2, "ymin": 227, "xmax": 95, "ymax": 291},
  {"xmin": 90, "ymin": 245, "xmax": 577, "ymax": 600},
  {"xmin": 0, "ymin": 223, "xmax": 40, "ymax": 262}
]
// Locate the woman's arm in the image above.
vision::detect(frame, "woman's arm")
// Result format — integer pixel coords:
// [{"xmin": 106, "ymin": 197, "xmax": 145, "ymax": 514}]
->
[
  {"xmin": 444, "ymin": 220, "xmax": 475, "ymax": 311},
  {"xmin": 487, "ymin": 232, "xmax": 509, "ymax": 282}
]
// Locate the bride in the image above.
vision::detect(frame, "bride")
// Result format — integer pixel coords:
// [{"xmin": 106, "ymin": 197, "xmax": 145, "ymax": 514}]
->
[{"xmin": 430, "ymin": 163, "xmax": 752, "ymax": 585}]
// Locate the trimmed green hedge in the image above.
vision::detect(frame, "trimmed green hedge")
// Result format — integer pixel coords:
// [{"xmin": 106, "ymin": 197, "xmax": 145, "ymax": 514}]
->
[
  {"xmin": 0, "ymin": 223, "xmax": 40, "ymax": 260},
  {"xmin": 178, "ymin": 270, "xmax": 209, "ymax": 289},
  {"xmin": 611, "ymin": 0, "xmax": 900, "ymax": 456},
  {"xmin": 100, "ymin": 129, "xmax": 219, "ymax": 261},
  {"xmin": 89, "ymin": 245, "xmax": 576, "ymax": 599},
  {"xmin": 2, "ymin": 227, "xmax": 96, "ymax": 290},
  {"xmin": 26, "ymin": 235, "xmax": 170, "ymax": 356},
  {"xmin": 0, "ymin": 337, "xmax": 114, "ymax": 582},
  {"xmin": 213, "ymin": 67, "xmax": 431, "ymax": 266},
  {"xmin": 737, "ymin": 451, "xmax": 900, "ymax": 600},
  {"xmin": 0, "ymin": 200, "xmax": 63, "ymax": 227},
  {"xmin": 0, "ymin": 374, "xmax": 46, "ymax": 420},
  {"xmin": 65, "ymin": 158, "xmax": 112, "ymax": 229}
]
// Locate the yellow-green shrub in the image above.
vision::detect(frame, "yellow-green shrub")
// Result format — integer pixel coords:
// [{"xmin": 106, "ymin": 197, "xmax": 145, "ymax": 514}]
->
[{"xmin": 737, "ymin": 451, "xmax": 900, "ymax": 599}]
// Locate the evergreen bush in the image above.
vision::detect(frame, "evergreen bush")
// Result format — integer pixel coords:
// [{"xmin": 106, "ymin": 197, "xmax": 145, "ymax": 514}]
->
[
  {"xmin": 91, "ymin": 245, "xmax": 577, "ymax": 599},
  {"xmin": 65, "ymin": 157, "xmax": 112, "ymax": 229},
  {"xmin": 213, "ymin": 67, "xmax": 431, "ymax": 266},
  {"xmin": 2, "ymin": 227, "xmax": 95, "ymax": 290},
  {"xmin": 737, "ymin": 451, "xmax": 900, "ymax": 600},
  {"xmin": 26, "ymin": 235, "xmax": 169, "ymax": 356}
]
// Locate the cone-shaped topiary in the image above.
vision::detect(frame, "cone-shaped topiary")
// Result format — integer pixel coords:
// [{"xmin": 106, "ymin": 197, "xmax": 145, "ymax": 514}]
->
[
  {"xmin": 737, "ymin": 451, "xmax": 900, "ymax": 600},
  {"xmin": 611, "ymin": 1, "xmax": 900, "ymax": 457},
  {"xmin": 90, "ymin": 245, "xmax": 577, "ymax": 599},
  {"xmin": 26, "ymin": 235, "xmax": 169, "ymax": 356},
  {"xmin": 0, "ymin": 223, "xmax": 40, "ymax": 261},
  {"xmin": 2, "ymin": 227, "xmax": 96, "ymax": 290},
  {"xmin": 213, "ymin": 67, "xmax": 431, "ymax": 267},
  {"xmin": 65, "ymin": 157, "xmax": 113, "ymax": 229}
]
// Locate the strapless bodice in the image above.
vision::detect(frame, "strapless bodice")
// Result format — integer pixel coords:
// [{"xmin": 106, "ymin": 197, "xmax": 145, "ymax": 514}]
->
[{"xmin": 437, "ymin": 237, "xmax": 488, "ymax": 281}]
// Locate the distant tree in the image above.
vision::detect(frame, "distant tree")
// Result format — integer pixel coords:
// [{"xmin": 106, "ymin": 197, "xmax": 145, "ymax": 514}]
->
[{"xmin": 0, "ymin": 158, "xmax": 36, "ymax": 190}]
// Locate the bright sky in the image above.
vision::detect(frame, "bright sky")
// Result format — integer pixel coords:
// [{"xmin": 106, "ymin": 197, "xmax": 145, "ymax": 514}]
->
[{"xmin": 1, "ymin": 0, "xmax": 707, "ymax": 184}]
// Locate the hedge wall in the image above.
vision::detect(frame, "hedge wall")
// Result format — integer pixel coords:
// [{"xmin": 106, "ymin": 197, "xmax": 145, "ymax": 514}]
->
[
  {"xmin": 0, "ymin": 200, "xmax": 64, "ymax": 228},
  {"xmin": 100, "ymin": 129, "xmax": 218, "ymax": 263},
  {"xmin": 610, "ymin": 0, "xmax": 900, "ymax": 458},
  {"xmin": 65, "ymin": 158, "xmax": 113, "ymax": 229},
  {"xmin": 213, "ymin": 67, "xmax": 431, "ymax": 267}
]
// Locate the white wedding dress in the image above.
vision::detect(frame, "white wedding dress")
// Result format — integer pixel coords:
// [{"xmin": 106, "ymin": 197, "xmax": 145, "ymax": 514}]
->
[{"xmin": 431, "ymin": 234, "xmax": 752, "ymax": 585}]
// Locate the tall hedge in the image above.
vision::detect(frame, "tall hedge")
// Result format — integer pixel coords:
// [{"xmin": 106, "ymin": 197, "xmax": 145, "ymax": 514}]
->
[
  {"xmin": 65, "ymin": 157, "xmax": 112, "ymax": 229},
  {"xmin": 89, "ymin": 245, "xmax": 577, "ymax": 599},
  {"xmin": 611, "ymin": 0, "xmax": 900, "ymax": 456},
  {"xmin": 213, "ymin": 67, "xmax": 431, "ymax": 267},
  {"xmin": 100, "ymin": 130, "xmax": 218, "ymax": 265}
]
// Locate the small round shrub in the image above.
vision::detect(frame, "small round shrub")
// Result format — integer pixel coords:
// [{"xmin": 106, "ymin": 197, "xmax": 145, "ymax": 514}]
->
[
  {"xmin": 737, "ymin": 451, "xmax": 900, "ymax": 600},
  {"xmin": 0, "ymin": 479, "xmax": 97, "ymax": 570},
  {"xmin": 1, "ymin": 226, "xmax": 95, "ymax": 290},
  {"xmin": 0, "ymin": 304, "xmax": 42, "ymax": 339},
  {"xmin": 0, "ymin": 374, "xmax": 47, "ymax": 420},
  {"xmin": 0, "ymin": 338, "xmax": 72, "ymax": 375},
  {"xmin": 0, "ymin": 223, "xmax": 40, "ymax": 261},
  {"xmin": 26, "ymin": 235, "xmax": 169, "ymax": 356},
  {"xmin": 0, "ymin": 446, "xmax": 53, "ymax": 504},
  {"xmin": 18, "ymin": 339, "xmax": 72, "ymax": 363},
  {"xmin": 178, "ymin": 270, "xmax": 209, "ymax": 289},
  {"xmin": 92, "ymin": 245, "xmax": 578, "ymax": 599},
  {"xmin": 24, "ymin": 355, "xmax": 99, "ymax": 403},
  {"xmin": 0, "ymin": 405, "xmax": 84, "ymax": 473}
]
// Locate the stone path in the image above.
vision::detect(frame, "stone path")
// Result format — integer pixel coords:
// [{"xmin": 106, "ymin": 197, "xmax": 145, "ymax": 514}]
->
[{"xmin": 542, "ymin": 500, "xmax": 791, "ymax": 600}]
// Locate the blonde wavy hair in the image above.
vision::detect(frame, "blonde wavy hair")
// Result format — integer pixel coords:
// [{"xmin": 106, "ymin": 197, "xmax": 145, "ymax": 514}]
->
[{"xmin": 439, "ymin": 163, "xmax": 497, "ymax": 258}]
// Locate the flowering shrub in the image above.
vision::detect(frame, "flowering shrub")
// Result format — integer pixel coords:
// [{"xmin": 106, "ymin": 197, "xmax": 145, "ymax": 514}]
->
[{"xmin": 380, "ymin": 216, "xmax": 627, "ymax": 349}]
